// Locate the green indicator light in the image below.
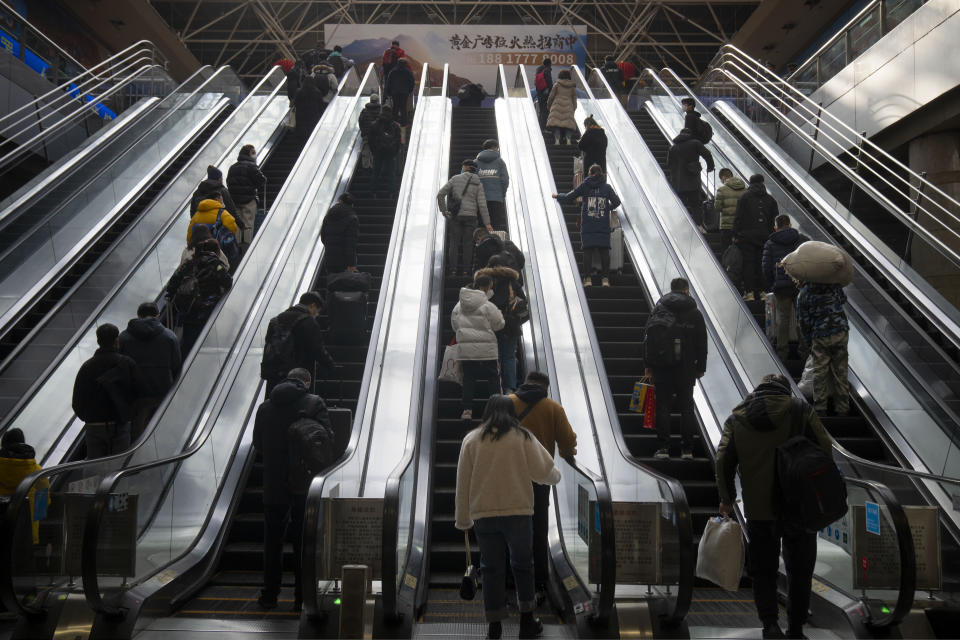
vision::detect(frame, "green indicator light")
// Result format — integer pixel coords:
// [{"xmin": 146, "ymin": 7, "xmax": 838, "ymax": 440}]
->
[
  {"xmin": 881, "ymin": 605, "xmax": 890, "ymax": 614},
  {"xmin": 334, "ymin": 598, "xmax": 342, "ymax": 606}
]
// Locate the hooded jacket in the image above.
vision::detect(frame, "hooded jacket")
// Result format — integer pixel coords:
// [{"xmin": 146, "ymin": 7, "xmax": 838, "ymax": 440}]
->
[
  {"xmin": 165, "ymin": 247, "xmax": 233, "ymax": 322},
  {"xmin": 715, "ymin": 381, "xmax": 832, "ymax": 520},
  {"xmin": 227, "ymin": 151, "xmax": 266, "ymax": 205},
  {"xmin": 733, "ymin": 183, "xmax": 778, "ymax": 247},
  {"xmin": 762, "ymin": 227, "xmax": 809, "ymax": 293},
  {"xmin": 358, "ymin": 102, "xmax": 381, "ymax": 138},
  {"xmin": 385, "ymin": 62, "xmax": 415, "ymax": 96},
  {"xmin": 475, "ymin": 149, "xmax": 510, "ymax": 203},
  {"xmin": 797, "ymin": 283, "xmax": 848, "ymax": 342},
  {"xmin": 295, "ymin": 79, "xmax": 323, "ymax": 136},
  {"xmin": 0, "ymin": 441, "xmax": 48, "ymax": 543},
  {"xmin": 320, "ymin": 202, "xmax": 359, "ymax": 269},
  {"xmin": 666, "ymin": 131, "xmax": 714, "ymax": 193},
  {"xmin": 190, "ymin": 179, "xmax": 238, "ymax": 221},
  {"xmin": 534, "ymin": 64, "xmax": 553, "ymax": 93},
  {"xmin": 646, "ymin": 292, "xmax": 708, "ymax": 377},
  {"xmin": 119, "ymin": 317, "xmax": 182, "ymax": 397},
  {"xmin": 545, "ymin": 78, "xmax": 578, "ymax": 130},
  {"xmin": 601, "ymin": 62, "xmax": 624, "ymax": 89},
  {"xmin": 187, "ymin": 198, "xmax": 239, "ymax": 243},
  {"xmin": 252, "ymin": 379, "xmax": 331, "ymax": 503},
  {"xmin": 72, "ymin": 347, "xmax": 139, "ymax": 423},
  {"xmin": 437, "ymin": 171, "xmax": 490, "ymax": 226},
  {"xmin": 714, "ymin": 176, "xmax": 746, "ymax": 231},
  {"xmin": 267, "ymin": 304, "xmax": 334, "ymax": 378},
  {"xmin": 577, "ymin": 126, "xmax": 608, "ymax": 171},
  {"xmin": 451, "ymin": 287, "xmax": 505, "ymax": 361},
  {"xmin": 510, "ymin": 384, "xmax": 577, "ymax": 459},
  {"xmin": 557, "ymin": 174, "xmax": 621, "ymax": 249},
  {"xmin": 367, "ymin": 114, "xmax": 402, "ymax": 156},
  {"xmin": 474, "ymin": 266, "xmax": 523, "ymax": 337}
]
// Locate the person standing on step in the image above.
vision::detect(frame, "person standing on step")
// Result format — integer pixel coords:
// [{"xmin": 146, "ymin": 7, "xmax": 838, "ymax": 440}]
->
[
  {"xmin": 227, "ymin": 144, "xmax": 266, "ymax": 248},
  {"xmin": 451, "ymin": 274, "xmax": 504, "ymax": 421},
  {"xmin": 644, "ymin": 278, "xmax": 707, "ymax": 459},
  {"xmin": 437, "ymin": 158, "xmax": 492, "ymax": 276},
  {"xmin": 455, "ymin": 394, "xmax": 560, "ymax": 640},
  {"xmin": 600, "ymin": 55, "xmax": 624, "ymax": 94},
  {"xmin": 577, "ymin": 116, "xmax": 608, "ymax": 173},
  {"xmin": 762, "ymin": 215, "xmax": 808, "ymax": 361},
  {"xmin": 534, "ymin": 57, "xmax": 553, "ymax": 129},
  {"xmin": 681, "ymin": 97, "xmax": 711, "ymax": 144},
  {"xmin": 733, "ymin": 174, "xmax": 778, "ymax": 302},
  {"xmin": 552, "ymin": 164, "xmax": 621, "ymax": 287},
  {"xmin": 476, "ymin": 139, "xmax": 510, "ymax": 231},
  {"xmin": 294, "ymin": 74, "xmax": 323, "ymax": 139},
  {"xmin": 385, "ymin": 57, "xmax": 415, "ymax": 127},
  {"xmin": 357, "ymin": 93, "xmax": 381, "ymax": 170},
  {"xmin": 667, "ymin": 127, "xmax": 714, "ymax": 232},
  {"xmin": 714, "ymin": 168, "xmax": 746, "ymax": 249},
  {"xmin": 797, "ymin": 280, "xmax": 850, "ymax": 417},
  {"xmin": 190, "ymin": 165, "xmax": 237, "ymax": 220},
  {"xmin": 164, "ymin": 237, "xmax": 233, "ymax": 357},
  {"xmin": 475, "ymin": 256, "xmax": 522, "ymax": 393},
  {"xmin": 546, "ymin": 69, "xmax": 578, "ymax": 145},
  {"xmin": 320, "ymin": 192, "xmax": 359, "ymax": 274},
  {"xmin": 716, "ymin": 374, "xmax": 833, "ymax": 639},
  {"xmin": 260, "ymin": 291, "xmax": 336, "ymax": 397},
  {"xmin": 381, "ymin": 40, "xmax": 405, "ymax": 78},
  {"xmin": 367, "ymin": 106, "xmax": 402, "ymax": 198}
]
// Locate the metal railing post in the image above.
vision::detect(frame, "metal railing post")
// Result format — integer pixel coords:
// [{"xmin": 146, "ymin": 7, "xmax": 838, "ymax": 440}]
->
[
  {"xmin": 807, "ymin": 101, "xmax": 824, "ymax": 170},
  {"xmin": 848, "ymin": 132, "xmax": 867, "ymax": 212}
]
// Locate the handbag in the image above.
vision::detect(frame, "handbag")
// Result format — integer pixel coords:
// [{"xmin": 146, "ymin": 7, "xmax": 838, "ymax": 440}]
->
[
  {"xmin": 460, "ymin": 530, "xmax": 479, "ymax": 600},
  {"xmin": 642, "ymin": 387, "xmax": 657, "ymax": 430},
  {"xmin": 447, "ymin": 174, "xmax": 473, "ymax": 216},
  {"xmin": 695, "ymin": 516, "xmax": 744, "ymax": 591},
  {"xmin": 627, "ymin": 377, "xmax": 653, "ymax": 413},
  {"xmin": 438, "ymin": 338, "xmax": 462, "ymax": 385}
]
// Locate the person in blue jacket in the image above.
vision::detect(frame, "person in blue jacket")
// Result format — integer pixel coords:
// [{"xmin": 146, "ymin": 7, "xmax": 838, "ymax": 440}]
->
[{"xmin": 552, "ymin": 164, "xmax": 622, "ymax": 287}]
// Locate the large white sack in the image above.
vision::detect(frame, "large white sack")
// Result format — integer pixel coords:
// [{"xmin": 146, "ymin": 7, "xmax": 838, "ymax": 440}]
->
[
  {"xmin": 695, "ymin": 516, "xmax": 744, "ymax": 591},
  {"xmin": 780, "ymin": 240, "xmax": 854, "ymax": 286}
]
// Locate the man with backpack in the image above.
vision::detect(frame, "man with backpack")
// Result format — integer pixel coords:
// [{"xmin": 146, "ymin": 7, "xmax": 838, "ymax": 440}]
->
[
  {"xmin": 681, "ymin": 97, "xmax": 713, "ymax": 144},
  {"xmin": 260, "ymin": 291, "xmax": 335, "ymax": 396},
  {"xmin": 327, "ymin": 45, "xmax": 346, "ymax": 78},
  {"xmin": 253, "ymin": 367, "xmax": 333, "ymax": 611},
  {"xmin": 367, "ymin": 106, "xmax": 403, "ymax": 198},
  {"xmin": 227, "ymin": 144, "xmax": 266, "ymax": 249},
  {"xmin": 385, "ymin": 58, "xmax": 415, "ymax": 127},
  {"xmin": 165, "ymin": 237, "xmax": 233, "ymax": 357},
  {"xmin": 667, "ymin": 128, "xmax": 714, "ymax": 232},
  {"xmin": 716, "ymin": 374, "xmax": 836, "ymax": 639},
  {"xmin": 644, "ymin": 278, "xmax": 707, "ymax": 459},
  {"xmin": 534, "ymin": 57, "xmax": 553, "ymax": 129},
  {"xmin": 734, "ymin": 174, "xmax": 779, "ymax": 302},
  {"xmin": 381, "ymin": 40, "xmax": 405, "ymax": 77},
  {"xmin": 600, "ymin": 55, "xmax": 624, "ymax": 94}
]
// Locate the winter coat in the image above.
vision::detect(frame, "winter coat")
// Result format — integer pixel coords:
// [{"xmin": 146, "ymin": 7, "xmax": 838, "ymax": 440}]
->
[
  {"xmin": 227, "ymin": 151, "xmax": 266, "ymax": 205},
  {"xmin": 367, "ymin": 116, "xmax": 402, "ymax": 156},
  {"xmin": 472, "ymin": 235, "xmax": 525, "ymax": 277},
  {"xmin": 252, "ymin": 379, "xmax": 331, "ymax": 503},
  {"xmin": 716, "ymin": 380, "xmax": 832, "ymax": 520},
  {"xmin": 475, "ymin": 149, "xmax": 510, "ymax": 203},
  {"xmin": 601, "ymin": 62, "xmax": 624, "ymax": 90},
  {"xmin": 557, "ymin": 174, "xmax": 622, "ymax": 249},
  {"xmin": 437, "ymin": 172, "xmax": 490, "ymax": 227},
  {"xmin": 0, "ymin": 442, "xmax": 48, "ymax": 543},
  {"xmin": 187, "ymin": 198, "xmax": 239, "ymax": 243},
  {"xmin": 684, "ymin": 109, "xmax": 708, "ymax": 140},
  {"xmin": 319, "ymin": 72, "xmax": 338, "ymax": 104},
  {"xmin": 320, "ymin": 202, "xmax": 359, "ymax": 269},
  {"xmin": 797, "ymin": 283, "xmax": 848, "ymax": 342},
  {"xmin": 578, "ymin": 127, "xmax": 607, "ymax": 172},
  {"xmin": 385, "ymin": 63, "xmax": 415, "ymax": 96},
  {"xmin": 714, "ymin": 177, "xmax": 746, "ymax": 231},
  {"xmin": 295, "ymin": 80, "xmax": 323, "ymax": 137},
  {"xmin": 546, "ymin": 78, "xmax": 578, "ymax": 130},
  {"xmin": 72, "ymin": 347, "xmax": 139, "ymax": 423},
  {"xmin": 451, "ymin": 287, "xmax": 504, "ymax": 361},
  {"xmin": 180, "ymin": 244, "xmax": 230, "ymax": 270},
  {"xmin": 722, "ymin": 243, "xmax": 743, "ymax": 286},
  {"xmin": 666, "ymin": 131, "xmax": 714, "ymax": 193},
  {"xmin": 327, "ymin": 51, "xmax": 346, "ymax": 78},
  {"xmin": 357, "ymin": 103, "xmax": 380, "ymax": 139},
  {"xmin": 510, "ymin": 384, "xmax": 577, "ymax": 458},
  {"xmin": 762, "ymin": 227, "xmax": 809, "ymax": 293},
  {"xmin": 267, "ymin": 304, "xmax": 335, "ymax": 378},
  {"xmin": 474, "ymin": 266, "xmax": 523, "ymax": 337},
  {"xmin": 646, "ymin": 292, "xmax": 708, "ymax": 378},
  {"xmin": 165, "ymin": 248, "xmax": 233, "ymax": 322},
  {"xmin": 455, "ymin": 425, "xmax": 560, "ymax": 530},
  {"xmin": 190, "ymin": 180, "xmax": 238, "ymax": 221},
  {"xmin": 119, "ymin": 317, "xmax": 182, "ymax": 397},
  {"xmin": 381, "ymin": 45, "xmax": 406, "ymax": 74},
  {"xmin": 286, "ymin": 65, "xmax": 301, "ymax": 102},
  {"xmin": 733, "ymin": 183, "xmax": 778, "ymax": 247}
]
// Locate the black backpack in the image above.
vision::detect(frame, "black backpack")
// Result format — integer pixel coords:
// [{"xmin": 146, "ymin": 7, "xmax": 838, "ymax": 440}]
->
[
  {"xmin": 172, "ymin": 261, "xmax": 201, "ymax": 316},
  {"xmin": 695, "ymin": 118, "xmax": 714, "ymax": 144},
  {"xmin": 644, "ymin": 303, "xmax": 690, "ymax": 368},
  {"xmin": 287, "ymin": 406, "xmax": 335, "ymax": 495},
  {"xmin": 260, "ymin": 316, "xmax": 297, "ymax": 381},
  {"xmin": 775, "ymin": 398, "xmax": 848, "ymax": 532},
  {"xmin": 369, "ymin": 122, "xmax": 398, "ymax": 154}
]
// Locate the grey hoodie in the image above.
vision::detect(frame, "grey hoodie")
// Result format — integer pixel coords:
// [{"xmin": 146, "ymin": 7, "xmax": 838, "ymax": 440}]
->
[{"xmin": 475, "ymin": 149, "xmax": 510, "ymax": 203}]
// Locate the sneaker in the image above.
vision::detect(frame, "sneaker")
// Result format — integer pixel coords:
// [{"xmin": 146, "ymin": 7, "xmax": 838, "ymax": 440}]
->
[
  {"xmin": 519, "ymin": 615, "xmax": 544, "ymax": 639},
  {"xmin": 762, "ymin": 623, "xmax": 786, "ymax": 639},
  {"xmin": 742, "ymin": 292, "xmax": 755, "ymax": 302},
  {"xmin": 654, "ymin": 448, "xmax": 670, "ymax": 459},
  {"xmin": 487, "ymin": 621, "xmax": 503, "ymax": 639},
  {"xmin": 583, "ymin": 276, "xmax": 592, "ymax": 287},
  {"xmin": 697, "ymin": 224, "xmax": 708, "ymax": 233},
  {"xmin": 681, "ymin": 448, "xmax": 694, "ymax": 460},
  {"xmin": 257, "ymin": 592, "xmax": 278, "ymax": 609},
  {"xmin": 601, "ymin": 277, "xmax": 610, "ymax": 287},
  {"xmin": 460, "ymin": 409, "xmax": 473, "ymax": 421},
  {"xmin": 565, "ymin": 138, "xmax": 573, "ymax": 145}
]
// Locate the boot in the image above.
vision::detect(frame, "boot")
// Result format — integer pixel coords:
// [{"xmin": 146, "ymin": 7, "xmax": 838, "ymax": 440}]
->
[
  {"xmin": 487, "ymin": 621, "xmax": 502, "ymax": 639},
  {"xmin": 519, "ymin": 612, "xmax": 543, "ymax": 639}
]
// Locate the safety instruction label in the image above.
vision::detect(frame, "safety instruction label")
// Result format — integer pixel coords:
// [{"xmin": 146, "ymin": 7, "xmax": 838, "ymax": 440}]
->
[{"xmin": 864, "ymin": 501, "xmax": 880, "ymax": 535}]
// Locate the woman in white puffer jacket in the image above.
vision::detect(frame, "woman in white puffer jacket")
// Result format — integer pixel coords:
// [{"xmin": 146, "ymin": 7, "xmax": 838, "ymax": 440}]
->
[{"xmin": 451, "ymin": 274, "xmax": 504, "ymax": 420}]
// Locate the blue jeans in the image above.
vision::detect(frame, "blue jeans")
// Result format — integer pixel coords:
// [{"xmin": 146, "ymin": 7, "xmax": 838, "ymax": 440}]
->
[
  {"xmin": 497, "ymin": 334, "xmax": 519, "ymax": 393},
  {"xmin": 474, "ymin": 515, "xmax": 536, "ymax": 622}
]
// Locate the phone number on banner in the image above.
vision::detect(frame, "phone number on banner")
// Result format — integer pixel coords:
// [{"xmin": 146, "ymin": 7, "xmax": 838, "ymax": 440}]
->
[{"xmin": 477, "ymin": 53, "xmax": 576, "ymax": 65}]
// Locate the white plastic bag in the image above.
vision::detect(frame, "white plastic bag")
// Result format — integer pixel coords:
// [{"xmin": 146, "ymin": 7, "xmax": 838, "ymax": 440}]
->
[
  {"xmin": 798, "ymin": 355, "xmax": 815, "ymax": 400},
  {"xmin": 695, "ymin": 516, "xmax": 744, "ymax": 591},
  {"xmin": 438, "ymin": 342, "xmax": 462, "ymax": 385}
]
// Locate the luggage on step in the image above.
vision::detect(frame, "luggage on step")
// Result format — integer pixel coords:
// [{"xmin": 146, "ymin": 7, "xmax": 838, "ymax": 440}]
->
[
  {"xmin": 702, "ymin": 171, "xmax": 718, "ymax": 231},
  {"xmin": 592, "ymin": 213, "xmax": 624, "ymax": 273},
  {"xmin": 316, "ymin": 370, "xmax": 352, "ymax": 462},
  {"xmin": 696, "ymin": 516, "xmax": 744, "ymax": 591},
  {"xmin": 327, "ymin": 290, "xmax": 368, "ymax": 339}
]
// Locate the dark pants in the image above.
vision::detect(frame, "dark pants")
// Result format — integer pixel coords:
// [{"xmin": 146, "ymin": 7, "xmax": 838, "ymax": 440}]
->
[
  {"xmin": 487, "ymin": 200, "xmax": 507, "ymax": 231},
  {"xmin": 740, "ymin": 243, "xmax": 763, "ymax": 298},
  {"xmin": 390, "ymin": 93, "xmax": 410, "ymax": 126},
  {"xmin": 651, "ymin": 370, "xmax": 696, "ymax": 449},
  {"xmin": 447, "ymin": 218, "xmax": 476, "ymax": 274},
  {"xmin": 475, "ymin": 515, "xmax": 536, "ymax": 622},
  {"xmin": 747, "ymin": 520, "xmax": 817, "ymax": 631},
  {"xmin": 537, "ymin": 95, "xmax": 549, "ymax": 129},
  {"xmin": 678, "ymin": 190, "xmax": 703, "ymax": 226},
  {"xmin": 181, "ymin": 321, "xmax": 204, "ymax": 359},
  {"xmin": 131, "ymin": 396, "xmax": 162, "ymax": 443},
  {"xmin": 263, "ymin": 493, "xmax": 306, "ymax": 603},
  {"xmin": 84, "ymin": 422, "xmax": 131, "ymax": 460},
  {"xmin": 461, "ymin": 359, "xmax": 500, "ymax": 412},
  {"xmin": 582, "ymin": 246, "xmax": 610, "ymax": 278},
  {"xmin": 532, "ymin": 483, "xmax": 550, "ymax": 589},
  {"xmin": 720, "ymin": 229, "xmax": 734, "ymax": 250},
  {"xmin": 372, "ymin": 153, "xmax": 397, "ymax": 195}
]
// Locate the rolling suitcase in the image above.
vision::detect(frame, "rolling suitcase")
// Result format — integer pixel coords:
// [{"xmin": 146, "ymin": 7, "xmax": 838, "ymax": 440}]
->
[
  {"xmin": 328, "ymin": 290, "xmax": 368, "ymax": 342},
  {"xmin": 315, "ymin": 367, "xmax": 353, "ymax": 463}
]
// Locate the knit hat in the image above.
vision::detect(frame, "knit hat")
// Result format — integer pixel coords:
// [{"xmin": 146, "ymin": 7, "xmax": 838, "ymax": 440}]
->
[
  {"xmin": 207, "ymin": 165, "xmax": 222, "ymax": 181},
  {"xmin": 749, "ymin": 174, "xmax": 765, "ymax": 184},
  {"xmin": 369, "ymin": 93, "xmax": 380, "ymax": 104}
]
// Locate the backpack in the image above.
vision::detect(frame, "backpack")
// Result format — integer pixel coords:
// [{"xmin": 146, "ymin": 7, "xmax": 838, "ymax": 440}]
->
[
  {"xmin": 369, "ymin": 121, "xmax": 398, "ymax": 154},
  {"xmin": 287, "ymin": 408, "xmax": 334, "ymax": 495},
  {"xmin": 382, "ymin": 48, "xmax": 399, "ymax": 68},
  {"xmin": 313, "ymin": 73, "xmax": 329, "ymax": 95},
  {"xmin": 644, "ymin": 303, "xmax": 692, "ymax": 368},
  {"xmin": 695, "ymin": 118, "xmax": 713, "ymax": 144},
  {"xmin": 446, "ymin": 175, "xmax": 474, "ymax": 216},
  {"xmin": 260, "ymin": 316, "xmax": 297, "ymax": 381},
  {"xmin": 202, "ymin": 208, "xmax": 241, "ymax": 267},
  {"xmin": 535, "ymin": 70, "xmax": 548, "ymax": 92},
  {"xmin": 172, "ymin": 261, "xmax": 201, "ymax": 316},
  {"xmin": 329, "ymin": 55, "xmax": 345, "ymax": 78},
  {"xmin": 775, "ymin": 398, "xmax": 848, "ymax": 532}
]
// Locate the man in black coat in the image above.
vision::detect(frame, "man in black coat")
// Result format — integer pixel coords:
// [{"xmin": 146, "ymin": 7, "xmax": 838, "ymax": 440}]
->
[
  {"xmin": 762, "ymin": 215, "xmax": 809, "ymax": 360},
  {"xmin": 320, "ymin": 192, "xmax": 359, "ymax": 273},
  {"xmin": 261, "ymin": 291, "xmax": 335, "ymax": 395},
  {"xmin": 294, "ymin": 78, "xmax": 323, "ymax": 140},
  {"xmin": 667, "ymin": 128, "xmax": 714, "ymax": 230},
  {"xmin": 252, "ymin": 367, "xmax": 332, "ymax": 610},
  {"xmin": 734, "ymin": 174, "xmax": 779, "ymax": 302},
  {"xmin": 119, "ymin": 302, "xmax": 181, "ymax": 440},
  {"xmin": 600, "ymin": 55, "xmax": 624, "ymax": 94},
  {"xmin": 682, "ymin": 97, "xmax": 709, "ymax": 143},
  {"xmin": 357, "ymin": 93, "xmax": 381, "ymax": 140},
  {"xmin": 227, "ymin": 144, "xmax": 266, "ymax": 248},
  {"xmin": 190, "ymin": 165, "xmax": 237, "ymax": 218},
  {"xmin": 385, "ymin": 58, "xmax": 415, "ymax": 126},
  {"xmin": 367, "ymin": 107, "xmax": 402, "ymax": 197},
  {"xmin": 534, "ymin": 57, "xmax": 553, "ymax": 128},
  {"xmin": 73, "ymin": 323, "xmax": 139, "ymax": 459}
]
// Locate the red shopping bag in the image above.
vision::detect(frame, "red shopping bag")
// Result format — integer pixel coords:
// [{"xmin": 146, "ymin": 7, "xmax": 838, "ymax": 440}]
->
[{"xmin": 642, "ymin": 385, "xmax": 657, "ymax": 429}]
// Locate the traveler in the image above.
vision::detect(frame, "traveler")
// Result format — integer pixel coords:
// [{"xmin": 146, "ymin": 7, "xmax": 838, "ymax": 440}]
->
[
  {"xmin": 180, "ymin": 224, "xmax": 230, "ymax": 270},
  {"xmin": 327, "ymin": 45, "xmax": 346, "ymax": 78},
  {"xmin": 72, "ymin": 323, "xmax": 138, "ymax": 459},
  {"xmin": 546, "ymin": 69, "xmax": 577, "ymax": 145},
  {"xmin": 714, "ymin": 168, "xmax": 746, "ymax": 248},
  {"xmin": 472, "ymin": 228, "xmax": 525, "ymax": 281},
  {"xmin": 190, "ymin": 165, "xmax": 237, "ymax": 219},
  {"xmin": 285, "ymin": 60, "xmax": 302, "ymax": 106},
  {"xmin": 385, "ymin": 58, "xmax": 415, "ymax": 126},
  {"xmin": 475, "ymin": 139, "xmax": 510, "ymax": 231},
  {"xmin": 260, "ymin": 291, "xmax": 336, "ymax": 396},
  {"xmin": 0, "ymin": 429, "xmax": 48, "ymax": 543},
  {"xmin": 300, "ymin": 42, "xmax": 329, "ymax": 71},
  {"xmin": 119, "ymin": 302, "xmax": 182, "ymax": 440},
  {"xmin": 534, "ymin": 57, "xmax": 553, "ymax": 128},
  {"xmin": 475, "ymin": 257, "xmax": 522, "ymax": 393},
  {"xmin": 320, "ymin": 192, "xmax": 359, "ymax": 274},
  {"xmin": 164, "ymin": 238, "xmax": 233, "ymax": 357},
  {"xmin": 437, "ymin": 158, "xmax": 491, "ymax": 276},
  {"xmin": 797, "ymin": 281, "xmax": 850, "ymax": 416},
  {"xmin": 553, "ymin": 164, "xmax": 622, "ymax": 287},
  {"xmin": 357, "ymin": 93, "xmax": 381, "ymax": 139},
  {"xmin": 253, "ymin": 367, "xmax": 332, "ymax": 611},
  {"xmin": 716, "ymin": 374, "xmax": 833, "ymax": 639},
  {"xmin": 455, "ymin": 394, "xmax": 560, "ymax": 640},
  {"xmin": 681, "ymin": 97, "xmax": 711, "ymax": 144},
  {"xmin": 313, "ymin": 64, "xmax": 338, "ymax": 105},
  {"xmin": 187, "ymin": 192, "xmax": 239, "ymax": 243},
  {"xmin": 733, "ymin": 174, "xmax": 778, "ymax": 301},
  {"xmin": 667, "ymin": 127, "xmax": 714, "ymax": 231},
  {"xmin": 294, "ymin": 75, "xmax": 323, "ymax": 139},
  {"xmin": 381, "ymin": 40, "xmax": 406, "ymax": 78},
  {"xmin": 600, "ymin": 55, "xmax": 624, "ymax": 93},
  {"xmin": 577, "ymin": 116, "xmax": 607, "ymax": 173},
  {"xmin": 367, "ymin": 106, "xmax": 402, "ymax": 197},
  {"xmin": 227, "ymin": 144, "xmax": 267, "ymax": 247},
  {"xmin": 643, "ymin": 278, "xmax": 707, "ymax": 459},
  {"xmin": 762, "ymin": 215, "xmax": 809, "ymax": 360},
  {"xmin": 457, "ymin": 82, "xmax": 486, "ymax": 107},
  {"xmin": 617, "ymin": 60, "xmax": 637, "ymax": 88},
  {"xmin": 509, "ymin": 371, "xmax": 577, "ymax": 597},
  {"xmin": 451, "ymin": 274, "xmax": 504, "ymax": 420}
]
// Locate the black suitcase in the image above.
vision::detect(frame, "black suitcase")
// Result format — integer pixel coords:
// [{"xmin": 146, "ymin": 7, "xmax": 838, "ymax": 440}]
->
[
  {"xmin": 327, "ymin": 270, "xmax": 372, "ymax": 293},
  {"xmin": 314, "ymin": 367, "xmax": 353, "ymax": 463},
  {"xmin": 327, "ymin": 290, "xmax": 368, "ymax": 342}
]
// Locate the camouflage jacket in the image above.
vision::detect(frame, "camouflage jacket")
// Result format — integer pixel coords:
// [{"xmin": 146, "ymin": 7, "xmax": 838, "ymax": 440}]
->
[{"xmin": 796, "ymin": 282, "xmax": 848, "ymax": 342}]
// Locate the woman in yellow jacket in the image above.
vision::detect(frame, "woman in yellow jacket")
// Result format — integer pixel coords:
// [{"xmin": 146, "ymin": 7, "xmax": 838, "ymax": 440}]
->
[
  {"xmin": 187, "ymin": 193, "xmax": 239, "ymax": 243},
  {"xmin": 0, "ymin": 428, "xmax": 49, "ymax": 544}
]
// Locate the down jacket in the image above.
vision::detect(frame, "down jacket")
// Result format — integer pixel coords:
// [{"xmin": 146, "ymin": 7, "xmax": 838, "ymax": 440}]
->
[
  {"xmin": 451, "ymin": 287, "xmax": 504, "ymax": 361},
  {"xmin": 714, "ymin": 176, "xmax": 746, "ymax": 231},
  {"xmin": 119, "ymin": 317, "xmax": 182, "ymax": 397},
  {"xmin": 437, "ymin": 172, "xmax": 490, "ymax": 227},
  {"xmin": 320, "ymin": 202, "xmax": 359, "ymax": 270},
  {"xmin": 761, "ymin": 227, "xmax": 808, "ymax": 293},
  {"xmin": 733, "ymin": 183, "xmax": 778, "ymax": 247},
  {"xmin": 545, "ymin": 78, "xmax": 578, "ymax": 131},
  {"xmin": 475, "ymin": 149, "xmax": 510, "ymax": 203},
  {"xmin": 187, "ymin": 199, "xmax": 238, "ymax": 243},
  {"xmin": 474, "ymin": 265, "xmax": 523, "ymax": 337},
  {"xmin": 667, "ymin": 131, "xmax": 714, "ymax": 193},
  {"xmin": 557, "ymin": 174, "xmax": 621, "ymax": 249}
]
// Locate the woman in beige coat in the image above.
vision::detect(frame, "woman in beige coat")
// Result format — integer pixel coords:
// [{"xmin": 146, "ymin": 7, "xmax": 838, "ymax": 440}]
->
[{"xmin": 545, "ymin": 70, "xmax": 578, "ymax": 145}]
